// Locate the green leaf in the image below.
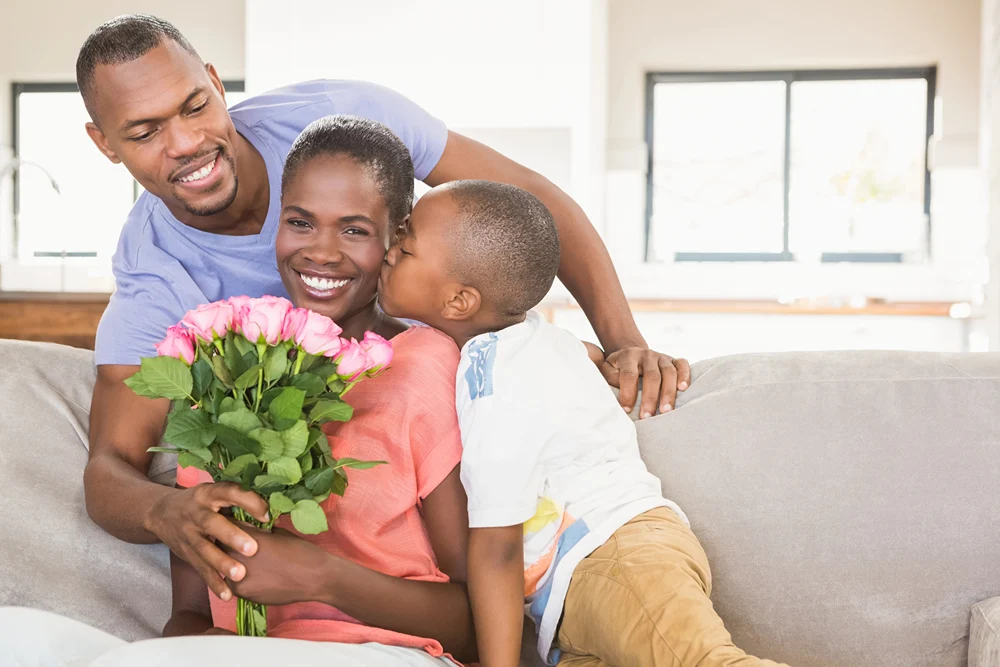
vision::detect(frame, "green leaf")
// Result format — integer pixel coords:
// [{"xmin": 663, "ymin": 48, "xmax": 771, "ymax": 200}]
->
[
  {"xmin": 146, "ymin": 446, "xmax": 179, "ymax": 455},
  {"xmin": 297, "ymin": 353, "xmax": 319, "ymax": 372},
  {"xmin": 303, "ymin": 467, "xmax": 334, "ymax": 496},
  {"xmin": 290, "ymin": 499, "xmax": 328, "ymax": 535},
  {"xmin": 219, "ymin": 396, "xmax": 238, "ymax": 414},
  {"xmin": 264, "ymin": 345, "xmax": 289, "ymax": 383},
  {"xmin": 327, "ymin": 378, "xmax": 347, "ymax": 395},
  {"xmin": 280, "ymin": 420, "xmax": 309, "ymax": 458},
  {"xmin": 249, "ymin": 428, "xmax": 285, "ymax": 462},
  {"xmin": 191, "ymin": 359, "xmax": 214, "ymax": 400},
  {"xmin": 123, "ymin": 372, "xmax": 158, "ymax": 398},
  {"xmin": 257, "ymin": 387, "xmax": 285, "ymax": 413},
  {"xmin": 269, "ymin": 388, "xmax": 306, "ymax": 422},
  {"xmin": 210, "ymin": 355, "xmax": 234, "ymax": 388},
  {"xmin": 252, "ymin": 475, "xmax": 287, "ymax": 494},
  {"xmin": 306, "ymin": 360, "xmax": 338, "ymax": 383},
  {"xmin": 233, "ymin": 333, "xmax": 255, "ymax": 358},
  {"xmin": 331, "ymin": 468, "xmax": 348, "ymax": 497},
  {"xmin": 235, "ymin": 363, "xmax": 263, "ymax": 391},
  {"xmin": 308, "ymin": 400, "xmax": 353, "ymax": 424},
  {"xmin": 241, "ymin": 461, "xmax": 262, "ymax": 490},
  {"xmin": 267, "ymin": 456, "xmax": 303, "ymax": 485},
  {"xmin": 224, "ymin": 335, "xmax": 247, "ymax": 377},
  {"xmin": 285, "ymin": 485, "xmax": 313, "ymax": 502},
  {"xmin": 252, "ymin": 609, "xmax": 267, "ymax": 632},
  {"xmin": 140, "ymin": 356, "xmax": 193, "ymax": 400},
  {"xmin": 163, "ymin": 408, "xmax": 215, "ymax": 450},
  {"xmin": 298, "ymin": 452, "xmax": 314, "ymax": 475},
  {"xmin": 221, "ymin": 453, "xmax": 258, "ymax": 480},
  {"xmin": 313, "ymin": 490, "xmax": 332, "ymax": 504},
  {"xmin": 218, "ymin": 409, "xmax": 262, "ymax": 435},
  {"xmin": 308, "ymin": 427, "xmax": 327, "ymax": 452},
  {"xmin": 171, "ymin": 398, "xmax": 191, "ymax": 413},
  {"xmin": 290, "ymin": 372, "xmax": 326, "ymax": 397},
  {"xmin": 334, "ymin": 457, "xmax": 387, "ymax": 471},
  {"xmin": 268, "ymin": 491, "xmax": 295, "ymax": 516},
  {"xmin": 215, "ymin": 424, "xmax": 258, "ymax": 458},
  {"xmin": 177, "ymin": 450, "xmax": 210, "ymax": 470}
]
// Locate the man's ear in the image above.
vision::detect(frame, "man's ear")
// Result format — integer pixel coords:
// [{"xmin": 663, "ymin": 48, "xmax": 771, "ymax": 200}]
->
[
  {"xmin": 85, "ymin": 122, "xmax": 121, "ymax": 164},
  {"xmin": 441, "ymin": 284, "xmax": 481, "ymax": 321},
  {"xmin": 206, "ymin": 63, "xmax": 226, "ymax": 101}
]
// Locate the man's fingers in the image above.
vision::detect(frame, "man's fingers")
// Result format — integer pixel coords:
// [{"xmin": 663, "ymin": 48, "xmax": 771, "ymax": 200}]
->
[
  {"xmin": 582, "ymin": 341, "xmax": 605, "ymax": 367},
  {"xmin": 638, "ymin": 356, "xmax": 662, "ymax": 420},
  {"xmin": 657, "ymin": 359, "xmax": 679, "ymax": 414},
  {"xmin": 192, "ymin": 528, "xmax": 247, "ymax": 583},
  {"xmin": 204, "ymin": 512, "xmax": 257, "ymax": 560},
  {"xmin": 206, "ymin": 483, "xmax": 271, "ymax": 524},
  {"xmin": 614, "ymin": 353, "xmax": 641, "ymax": 414},
  {"xmin": 185, "ymin": 542, "xmax": 235, "ymax": 601},
  {"xmin": 675, "ymin": 358, "xmax": 692, "ymax": 391}
]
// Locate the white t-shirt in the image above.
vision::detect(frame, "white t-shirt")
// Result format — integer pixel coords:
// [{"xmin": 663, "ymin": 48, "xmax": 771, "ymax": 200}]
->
[{"xmin": 456, "ymin": 312, "xmax": 687, "ymax": 664}]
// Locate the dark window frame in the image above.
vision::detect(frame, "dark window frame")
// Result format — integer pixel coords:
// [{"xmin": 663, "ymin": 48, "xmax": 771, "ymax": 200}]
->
[
  {"xmin": 644, "ymin": 67, "xmax": 936, "ymax": 263},
  {"xmin": 10, "ymin": 80, "xmax": 245, "ymax": 258}
]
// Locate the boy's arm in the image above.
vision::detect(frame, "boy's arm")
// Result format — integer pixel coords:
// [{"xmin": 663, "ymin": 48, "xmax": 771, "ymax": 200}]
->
[
  {"xmin": 163, "ymin": 551, "xmax": 215, "ymax": 637},
  {"xmin": 468, "ymin": 525, "xmax": 525, "ymax": 667}
]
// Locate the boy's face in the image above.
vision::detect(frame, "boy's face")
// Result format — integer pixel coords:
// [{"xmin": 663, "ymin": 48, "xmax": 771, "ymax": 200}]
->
[{"xmin": 378, "ymin": 188, "xmax": 458, "ymax": 327}]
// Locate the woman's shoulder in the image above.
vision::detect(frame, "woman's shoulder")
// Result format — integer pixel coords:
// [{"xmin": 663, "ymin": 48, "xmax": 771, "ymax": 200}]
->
[{"xmin": 382, "ymin": 326, "xmax": 460, "ymax": 387}]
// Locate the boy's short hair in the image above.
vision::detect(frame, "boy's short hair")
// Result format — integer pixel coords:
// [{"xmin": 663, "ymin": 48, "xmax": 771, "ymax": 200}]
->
[
  {"xmin": 283, "ymin": 115, "xmax": 415, "ymax": 223},
  {"xmin": 76, "ymin": 14, "xmax": 199, "ymax": 123},
  {"xmin": 447, "ymin": 180, "xmax": 560, "ymax": 316}
]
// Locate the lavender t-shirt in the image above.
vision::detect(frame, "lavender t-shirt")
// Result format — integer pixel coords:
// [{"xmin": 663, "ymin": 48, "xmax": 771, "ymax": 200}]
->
[{"xmin": 95, "ymin": 80, "xmax": 448, "ymax": 366}]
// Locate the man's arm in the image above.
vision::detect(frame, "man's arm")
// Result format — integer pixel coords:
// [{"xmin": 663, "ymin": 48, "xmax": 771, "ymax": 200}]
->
[
  {"xmin": 86, "ymin": 364, "xmax": 270, "ymax": 601},
  {"xmin": 425, "ymin": 131, "xmax": 691, "ymax": 417},
  {"xmin": 468, "ymin": 525, "xmax": 525, "ymax": 667}
]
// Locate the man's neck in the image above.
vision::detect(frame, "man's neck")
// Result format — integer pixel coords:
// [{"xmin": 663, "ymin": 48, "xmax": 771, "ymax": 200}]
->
[{"xmin": 168, "ymin": 131, "xmax": 270, "ymax": 236}]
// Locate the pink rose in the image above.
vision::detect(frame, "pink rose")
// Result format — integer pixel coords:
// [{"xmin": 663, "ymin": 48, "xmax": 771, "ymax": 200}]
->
[
  {"xmin": 360, "ymin": 331, "xmax": 393, "ymax": 374},
  {"xmin": 335, "ymin": 338, "xmax": 373, "ymax": 381},
  {"xmin": 287, "ymin": 309, "xmax": 344, "ymax": 356},
  {"xmin": 241, "ymin": 297, "xmax": 293, "ymax": 345},
  {"xmin": 181, "ymin": 301, "xmax": 233, "ymax": 342},
  {"xmin": 155, "ymin": 325, "xmax": 196, "ymax": 365},
  {"xmin": 227, "ymin": 296, "xmax": 253, "ymax": 335}
]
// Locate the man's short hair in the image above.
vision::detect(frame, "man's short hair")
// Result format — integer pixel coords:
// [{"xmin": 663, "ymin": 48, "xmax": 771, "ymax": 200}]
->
[
  {"xmin": 76, "ymin": 14, "xmax": 200, "ymax": 122},
  {"xmin": 447, "ymin": 180, "xmax": 560, "ymax": 316},
  {"xmin": 282, "ymin": 115, "xmax": 415, "ymax": 224}
]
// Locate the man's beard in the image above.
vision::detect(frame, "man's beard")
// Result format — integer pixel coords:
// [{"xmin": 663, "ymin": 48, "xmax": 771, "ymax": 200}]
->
[{"xmin": 174, "ymin": 150, "xmax": 240, "ymax": 217}]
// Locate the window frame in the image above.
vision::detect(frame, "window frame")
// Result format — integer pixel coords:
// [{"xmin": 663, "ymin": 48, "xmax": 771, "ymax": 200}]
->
[
  {"xmin": 9, "ymin": 80, "xmax": 246, "ymax": 259},
  {"xmin": 643, "ymin": 67, "xmax": 936, "ymax": 263}
]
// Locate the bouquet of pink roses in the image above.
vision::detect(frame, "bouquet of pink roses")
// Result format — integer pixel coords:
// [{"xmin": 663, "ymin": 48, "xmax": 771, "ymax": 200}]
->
[{"xmin": 125, "ymin": 295, "xmax": 392, "ymax": 637}]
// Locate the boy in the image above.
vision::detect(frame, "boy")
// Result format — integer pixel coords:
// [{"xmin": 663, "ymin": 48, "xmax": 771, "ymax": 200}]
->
[{"xmin": 378, "ymin": 180, "xmax": 788, "ymax": 667}]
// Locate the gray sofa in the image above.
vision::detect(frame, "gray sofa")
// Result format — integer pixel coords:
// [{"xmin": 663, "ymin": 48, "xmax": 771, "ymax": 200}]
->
[{"xmin": 1, "ymin": 338, "xmax": 998, "ymax": 666}]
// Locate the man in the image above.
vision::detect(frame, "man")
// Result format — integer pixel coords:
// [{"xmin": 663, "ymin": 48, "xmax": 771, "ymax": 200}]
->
[{"xmin": 80, "ymin": 14, "xmax": 690, "ymax": 601}]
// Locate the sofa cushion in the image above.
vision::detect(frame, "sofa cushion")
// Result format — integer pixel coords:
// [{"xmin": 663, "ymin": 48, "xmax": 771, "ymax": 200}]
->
[
  {"xmin": 635, "ymin": 350, "xmax": 1000, "ymax": 667},
  {"xmin": 970, "ymin": 597, "xmax": 1000, "ymax": 667}
]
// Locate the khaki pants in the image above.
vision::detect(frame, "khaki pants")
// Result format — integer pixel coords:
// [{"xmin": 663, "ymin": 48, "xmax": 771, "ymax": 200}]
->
[{"xmin": 556, "ymin": 508, "xmax": 789, "ymax": 667}]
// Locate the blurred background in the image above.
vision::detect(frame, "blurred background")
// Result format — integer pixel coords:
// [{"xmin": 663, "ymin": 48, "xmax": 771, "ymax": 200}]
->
[{"xmin": 1, "ymin": 0, "xmax": 999, "ymax": 360}]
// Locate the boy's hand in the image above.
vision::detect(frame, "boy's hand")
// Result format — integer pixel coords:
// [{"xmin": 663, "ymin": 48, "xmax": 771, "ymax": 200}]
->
[
  {"xmin": 224, "ymin": 525, "xmax": 334, "ymax": 606},
  {"xmin": 598, "ymin": 346, "xmax": 690, "ymax": 419}
]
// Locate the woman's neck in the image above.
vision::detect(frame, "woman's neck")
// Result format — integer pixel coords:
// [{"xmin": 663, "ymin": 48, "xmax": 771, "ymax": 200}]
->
[{"xmin": 338, "ymin": 299, "xmax": 408, "ymax": 342}]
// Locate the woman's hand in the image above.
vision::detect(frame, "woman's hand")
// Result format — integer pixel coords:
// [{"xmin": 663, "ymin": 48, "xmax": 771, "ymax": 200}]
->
[
  {"xmin": 586, "ymin": 343, "xmax": 691, "ymax": 419},
  {"xmin": 224, "ymin": 525, "xmax": 335, "ymax": 606}
]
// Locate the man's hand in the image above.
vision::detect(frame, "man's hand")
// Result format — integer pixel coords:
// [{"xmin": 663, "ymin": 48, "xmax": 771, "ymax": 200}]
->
[
  {"xmin": 148, "ymin": 483, "xmax": 270, "ymax": 602},
  {"xmin": 594, "ymin": 345, "xmax": 691, "ymax": 419},
  {"xmin": 224, "ymin": 525, "xmax": 334, "ymax": 606}
]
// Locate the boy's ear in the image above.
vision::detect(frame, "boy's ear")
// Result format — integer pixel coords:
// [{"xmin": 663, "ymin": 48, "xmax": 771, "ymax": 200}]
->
[
  {"xmin": 391, "ymin": 215, "xmax": 411, "ymax": 245},
  {"xmin": 441, "ymin": 284, "xmax": 481, "ymax": 321}
]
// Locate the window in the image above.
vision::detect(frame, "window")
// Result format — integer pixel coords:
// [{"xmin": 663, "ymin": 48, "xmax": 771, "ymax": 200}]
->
[
  {"xmin": 8, "ymin": 81, "xmax": 247, "ymax": 263},
  {"xmin": 645, "ymin": 68, "xmax": 935, "ymax": 263}
]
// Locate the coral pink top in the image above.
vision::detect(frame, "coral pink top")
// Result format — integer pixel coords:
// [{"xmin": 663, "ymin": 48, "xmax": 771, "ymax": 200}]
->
[{"xmin": 177, "ymin": 326, "xmax": 463, "ymax": 657}]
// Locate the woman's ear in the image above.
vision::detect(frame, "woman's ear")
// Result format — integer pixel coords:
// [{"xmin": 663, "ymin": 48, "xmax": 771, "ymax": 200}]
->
[{"xmin": 441, "ymin": 284, "xmax": 481, "ymax": 322}]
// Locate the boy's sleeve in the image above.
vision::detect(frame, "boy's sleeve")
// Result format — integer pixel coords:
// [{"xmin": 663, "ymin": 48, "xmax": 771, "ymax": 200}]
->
[{"xmin": 460, "ymin": 396, "xmax": 545, "ymax": 529}]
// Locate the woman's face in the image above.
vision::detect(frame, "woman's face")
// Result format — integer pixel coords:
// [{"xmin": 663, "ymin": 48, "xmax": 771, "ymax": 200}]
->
[{"xmin": 276, "ymin": 154, "xmax": 392, "ymax": 325}]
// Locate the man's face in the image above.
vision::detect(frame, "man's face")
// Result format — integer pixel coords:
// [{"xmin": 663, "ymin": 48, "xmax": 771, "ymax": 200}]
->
[
  {"xmin": 378, "ymin": 188, "xmax": 458, "ymax": 327},
  {"xmin": 85, "ymin": 40, "xmax": 240, "ymax": 218}
]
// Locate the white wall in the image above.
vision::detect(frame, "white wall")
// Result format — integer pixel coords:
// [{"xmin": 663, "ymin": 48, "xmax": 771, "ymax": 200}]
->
[
  {"xmin": 244, "ymin": 0, "xmax": 607, "ymax": 230},
  {"xmin": 0, "ymin": 0, "xmax": 245, "ymax": 289},
  {"xmin": 981, "ymin": 0, "xmax": 1000, "ymax": 349},
  {"xmin": 603, "ymin": 0, "xmax": 988, "ymax": 305}
]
